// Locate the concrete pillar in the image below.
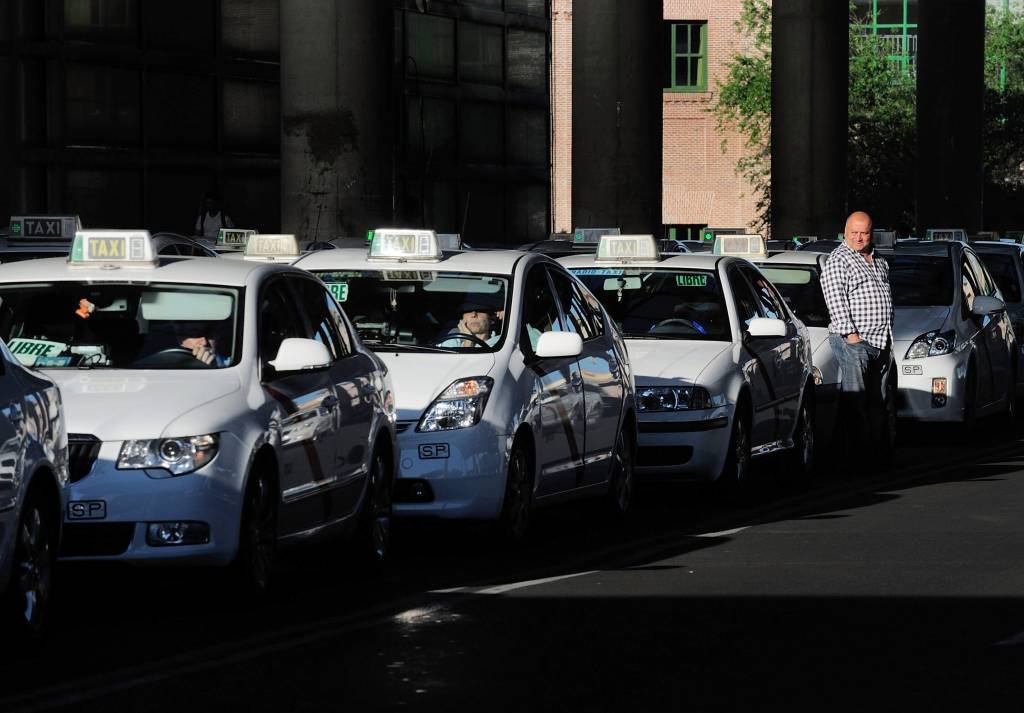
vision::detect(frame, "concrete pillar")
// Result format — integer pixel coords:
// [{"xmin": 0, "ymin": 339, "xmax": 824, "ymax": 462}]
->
[
  {"xmin": 917, "ymin": 0, "xmax": 985, "ymax": 234},
  {"xmin": 571, "ymin": 0, "xmax": 660, "ymax": 233},
  {"xmin": 771, "ymin": 0, "xmax": 848, "ymax": 241},
  {"xmin": 550, "ymin": 0, "xmax": 573, "ymax": 235},
  {"xmin": 281, "ymin": 1, "xmax": 390, "ymax": 243}
]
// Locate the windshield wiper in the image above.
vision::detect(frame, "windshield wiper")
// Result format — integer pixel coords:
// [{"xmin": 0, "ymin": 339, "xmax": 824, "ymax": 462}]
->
[{"xmin": 373, "ymin": 342, "xmax": 457, "ymax": 353}]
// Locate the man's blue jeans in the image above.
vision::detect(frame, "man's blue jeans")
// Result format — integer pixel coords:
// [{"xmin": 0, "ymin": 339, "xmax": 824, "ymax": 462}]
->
[{"xmin": 829, "ymin": 334, "xmax": 891, "ymax": 459}]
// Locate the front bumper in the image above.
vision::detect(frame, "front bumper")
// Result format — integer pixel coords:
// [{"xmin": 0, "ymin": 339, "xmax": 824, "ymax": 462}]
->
[
  {"xmin": 635, "ymin": 405, "xmax": 732, "ymax": 481},
  {"xmin": 59, "ymin": 433, "xmax": 249, "ymax": 566},
  {"xmin": 393, "ymin": 421, "xmax": 509, "ymax": 520},
  {"xmin": 893, "ymin": 343, "xmax": 969, "ymax": 423}
]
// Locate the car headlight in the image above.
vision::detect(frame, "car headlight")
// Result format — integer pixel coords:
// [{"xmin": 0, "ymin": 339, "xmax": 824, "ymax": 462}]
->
[
  {"xmin": 905, "ymin": 330, "xmax": 959, "ymax": 359},
  {"xmin": 417, "ymin": 377, "xmax": 493, "ymax": 432},
  {"xmin": 118, "ymin": 434, "xmax": 219, "ymax": 476},
  {"xmin": 636, "ymin": 385, "xmax": 712, "ymax": 412}
]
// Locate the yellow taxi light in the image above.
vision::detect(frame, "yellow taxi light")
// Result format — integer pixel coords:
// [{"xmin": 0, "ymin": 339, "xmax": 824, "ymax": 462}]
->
[
  {"xmin": 595, "ymin": 234, "xmax": 660, "ymax": 263},
  {"xmin": 243, "ymin": 234, "xmax": 300, "ymax": 260},
  {"xmin": 368, "ymin": 229, "xmax": 443, "ymax": 262},
  {"xmin": 713, "ymin": 234, "xmax": 767, "ymax": 258},
  {"xmin": 68, "ymin": 230, "xmax": 157, "ymax": 267}
]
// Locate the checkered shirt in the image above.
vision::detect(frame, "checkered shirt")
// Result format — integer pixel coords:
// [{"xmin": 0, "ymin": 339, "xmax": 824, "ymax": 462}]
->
[{"xmin": 821, "ymin": 243, "xmax": 893, "ymax": 350}]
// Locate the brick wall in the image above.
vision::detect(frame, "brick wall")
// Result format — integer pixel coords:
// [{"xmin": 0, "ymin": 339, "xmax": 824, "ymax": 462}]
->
[
  {"xmin": 551, "ymin": 0, "xmax": 573, "ymax": 234},
  {"xmin": 663, "ymin": 0, "xmax": 763, "ymax": 231}
]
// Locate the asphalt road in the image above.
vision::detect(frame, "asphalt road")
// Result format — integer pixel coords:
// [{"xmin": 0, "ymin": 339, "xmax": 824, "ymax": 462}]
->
[{"xmin": 5, "ymin": 421, "xmax": 1024, "ymax": 712}]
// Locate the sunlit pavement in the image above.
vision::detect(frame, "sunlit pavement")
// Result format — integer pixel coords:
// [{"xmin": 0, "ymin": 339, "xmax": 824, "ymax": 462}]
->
[{"xmin": 5, "ymin": 420, "xmax": 1024, "ymax": 712}]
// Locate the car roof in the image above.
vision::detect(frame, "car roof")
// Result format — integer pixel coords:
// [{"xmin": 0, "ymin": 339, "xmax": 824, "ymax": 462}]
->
[
  {"xmin": 970, "ymin": 241, "xmax": 1024, "ymax": 255},
  {"xmin": 558, "ymin": 253, "xmax": 723, "ymax": 270},
  {"xmin": 293, "ymin": 247, "xmax": 533, "ymax": 275},
  {"xmin": 890, "ymin": 242, "xmax": 957, "ymax": 257},
  {"xmin": 761, "ymin": 250, "xmax": 826, "ymax": 266},
  {"xmin": 0, "ymin": 255, "xmax": 299, "ymax": 286}
]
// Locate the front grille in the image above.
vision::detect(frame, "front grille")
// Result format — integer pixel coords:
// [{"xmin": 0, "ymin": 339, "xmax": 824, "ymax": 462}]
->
[
  {"xmin": 68, "ymin": 433, "xmax": 101, "ymax": 483},
  {"xmin": 61, "ymin": 523, "xmax": 135, "ymax": 557},
  {"xmin": 637, "ymin": 446, "xmax": 693, "ymax": 467}
]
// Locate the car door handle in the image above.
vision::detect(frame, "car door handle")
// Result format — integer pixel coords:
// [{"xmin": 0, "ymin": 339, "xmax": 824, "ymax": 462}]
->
[{"xmin": 570, "ymin": 372, "xmax": 583, "ymax": 392}]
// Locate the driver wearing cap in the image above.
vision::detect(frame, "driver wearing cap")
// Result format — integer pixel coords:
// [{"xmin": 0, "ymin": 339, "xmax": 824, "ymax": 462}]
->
[
  {"xmin": 175, "ymin": 323, "xmax": 228, "ymax": 366},
  {"xmin": 438, "ymin": 293, "xmax": 503, "ymax": 348}
]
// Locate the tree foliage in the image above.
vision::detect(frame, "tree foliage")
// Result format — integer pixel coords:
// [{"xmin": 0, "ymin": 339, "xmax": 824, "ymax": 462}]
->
[{"xmin": 984, "ymin": 5, "xmax": 1024, "ymax": 201}]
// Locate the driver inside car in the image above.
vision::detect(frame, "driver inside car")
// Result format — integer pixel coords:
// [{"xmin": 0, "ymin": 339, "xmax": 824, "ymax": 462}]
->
[{"xmin": 437, "ymin": 293, "xmax": 503, "ymax": 348}]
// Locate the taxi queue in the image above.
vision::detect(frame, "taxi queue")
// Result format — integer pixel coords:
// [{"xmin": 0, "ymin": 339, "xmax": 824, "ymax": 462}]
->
[{"xmin": 0, "ymin": 217, "xmax": 1017, "ymax": 638}]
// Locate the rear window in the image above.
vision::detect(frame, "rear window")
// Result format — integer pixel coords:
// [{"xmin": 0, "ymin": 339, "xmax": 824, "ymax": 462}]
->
[{"xmin": 758, "ymin": 266, "xmax": 829, "ymax": 328}]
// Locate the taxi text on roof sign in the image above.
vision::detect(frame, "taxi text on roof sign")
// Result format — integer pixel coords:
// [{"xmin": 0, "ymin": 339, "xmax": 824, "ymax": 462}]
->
[
  {"xmin": 244, "ymin": 234, "xmax": 300, "ymax": 259},
  {"xmin": 713, "ymin": 234, "xmax": 767, "ymax": 259},
  {"xmin": 218, "ymin": 228, "xmax": 257, "ymax": 247},
  {"xmin": 368, "ymin": 229, "xmax": 443, "ymax": 262},
  {"xmin": 68, "ymin": 230, "xmax": 157, "ymax": 267},
  {"xmin": 9, "ymin": 215, "xmax": 82, "ymax": 241},
  {"xmin": 595, "ymin": 234, "xmax": 660, "ymax": 263}
]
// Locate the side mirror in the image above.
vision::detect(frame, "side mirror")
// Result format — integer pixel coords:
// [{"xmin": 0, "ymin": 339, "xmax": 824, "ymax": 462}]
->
[
  {"xmin": 535, "ymin": 331, "xmax": 583, "ymax": 359},
  {"xmin": 971, "ymin": 295, "xmax": 1004, "ymax": 316},
  {"xmin": 268, "ymin": 338, "xmax": 332, "ymax": 372},
  {"xmin": 746, "ymin": 317, "xmax": 787, "ymax": 338}
]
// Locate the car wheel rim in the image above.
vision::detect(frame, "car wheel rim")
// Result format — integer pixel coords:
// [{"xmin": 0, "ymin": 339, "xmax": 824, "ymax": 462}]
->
[
  {"xmin": 506, "ymin": 450, "xmax": 530, "ymax": 538},
  {"xmin": 369, "ymin": 455, "xmax": 391, "ymax": 561},
  {"xmin": 14, "ymin": 507, "xmax": 51, "ymax": 631},
  {"xmin": 247, "ymin": 476, "xmax": 275, "ymax": 589}
]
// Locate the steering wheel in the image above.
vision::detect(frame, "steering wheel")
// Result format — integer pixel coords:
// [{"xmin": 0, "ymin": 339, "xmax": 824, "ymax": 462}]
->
[
  {"xmin": 131, "ymin": 346, "xmax": 213, "ymax": 368},
  {"xmin": 433, "ymin": 332, "xmax": 491, "ymax": 348},
  {"xmin": 653, "ymin": 318, "xmax": 703, "ymax": 334}
]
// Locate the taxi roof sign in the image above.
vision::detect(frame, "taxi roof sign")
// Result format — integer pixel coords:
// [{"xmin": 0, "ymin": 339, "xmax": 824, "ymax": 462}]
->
[
  {"xmin": 573, "ymin": 227, "xmax": 620, "ymax": 244},
  {"xmin": 713, "ymin": 234, "xmax": 767, "ymax": 259},
  {"xmin": 69, "ymin": 230, "xmax": 157, "ymax": 267},
  {"xmin": 10, "ymin": 215, "xmax": 81, "ymax": 242},
  {"xmin": 436, "ymin": 233, "xmax": 462, "ymax": 251},
  {"xmin": 595, "ymin": 234, "xmax": 660, "ymax": 263},
  {"xmin": 243, "ymin": 234, "xmax": 300, "ymax": 260},
  {"xmin": 218, "ymin": 228, "xmax": 257, "ymax": 248},
  {"xmin": 872, "ymin": 230, "xmax": 897, "ymax": 249},
  {"xmin": 925, "ymin": 228, "xmax": 967, "ymax": 243},
  {"xmin": 368, "ymin": 229, "xmax": 443, "ymax": 262}
]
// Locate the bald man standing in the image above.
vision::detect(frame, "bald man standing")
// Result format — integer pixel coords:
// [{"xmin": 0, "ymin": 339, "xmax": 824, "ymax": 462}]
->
[{"xmin": 821, "ymin": 211, "xmax": 894, "ymax": 458}]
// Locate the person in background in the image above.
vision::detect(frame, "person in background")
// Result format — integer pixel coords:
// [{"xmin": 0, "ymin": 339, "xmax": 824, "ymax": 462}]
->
[{"xmin": 194, "ymin": 192, "xmax": 234, "ymax": 240}]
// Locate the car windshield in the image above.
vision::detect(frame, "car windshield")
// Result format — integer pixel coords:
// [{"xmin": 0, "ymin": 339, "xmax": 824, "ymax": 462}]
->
[
  {"xmin": 570, "ymin": 268, "xmax": 729, "ymax": 340},
  {"xmin": 311, "ymin": 270, "xmax": 509, "ymax": 352},
  {"xmin": 0, "ymin": 282, "xmax": 241, "ymax": 369},
  {"xmin": 888, "ymin": 255, "xmax": 955, "ymax": 307},
  {"xmin": 758, "ymin": 266, "xmax": 829, "ymax": 327},
  {"xmin": 977, "ymin": 252, "xmax": 1022, "ymax": 303}
]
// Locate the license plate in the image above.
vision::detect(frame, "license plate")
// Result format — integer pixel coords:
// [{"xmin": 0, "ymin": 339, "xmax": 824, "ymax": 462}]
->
[
  {"xmin": 903, "ymin": 365, "xmax": 923, "ymax": 375},
  {"xmin": 418, "ymin": 443, "xmax": 450, "ymax": 459},
  {"xmin": 67, "ymin": 500, "xmax": 107, "ymax": 520}
]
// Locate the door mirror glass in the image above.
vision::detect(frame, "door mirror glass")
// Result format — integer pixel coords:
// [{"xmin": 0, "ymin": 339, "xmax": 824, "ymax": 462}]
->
[
  {"xmin": 268, "ymin": 338, "xmax": 332, "ymax": 372},
  {"xmin": 746, "ymin": 317, "xmax": 787, "ymax": 338},
  {"xmin": 534, "ymin": 331, "xmax": 583, "ymax": 359},
  {"xmin": 971, "ymin": 294, "xmax": 1004, "ymax": 316}
]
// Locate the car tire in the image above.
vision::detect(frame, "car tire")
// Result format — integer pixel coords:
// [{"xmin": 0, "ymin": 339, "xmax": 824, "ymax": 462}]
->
[
  {"xmin": 789, "ymin": 396, "xmax": 816, "ymax": 482},
  {"xmin": 716, "ymin": 412, "xmax": 751, "ymax": 499},
  {"xmin": 234, "ymin": 465, "xmax": 277, "ymax": 594},
  {"xmin": 499, "ymin": 440, "xmax": 533, "ymax": 544},
  {"xmin": 5, "ymin": 489, "xmax": 56, "ymax": 636},
  {"xmin": 880, "ymin": 374, "xmax": 898, "ymax": 456},
  {"xmin": 354, "ymin": 448, "xmax": 392, "ymax": 569},
  {"xmin": 605, "ymin": 426, "xmax": 635, "ymax": 517},
  {"xmin": 960, "ymin": 367, "xmax": 978, "ymax": 443}
]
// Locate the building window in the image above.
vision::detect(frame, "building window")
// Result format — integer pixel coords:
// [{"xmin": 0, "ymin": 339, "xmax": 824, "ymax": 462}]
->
[
  {"xmin": 668, "ymin": 22, "xmax": 707, "ymax": 92},
  {"xmin": 665, "ymin": 225, "xmax": 707, "ymax": 241}
]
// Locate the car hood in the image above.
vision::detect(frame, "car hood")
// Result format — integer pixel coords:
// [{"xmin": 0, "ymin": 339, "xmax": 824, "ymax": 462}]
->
[
  {"xmin": 43, "ymin": 370, "xmax": 242, "ymax": 441},
  {"xmin": 376, "ymin": 352, "xmax": 496, "ymax": 419},
  {"xmin": 893, "ymin": 306, "xmax": 952, "ymax": 342},
  {"xmin": 625, "ymin": 340, "xmax": 732, "ymax": 384}
]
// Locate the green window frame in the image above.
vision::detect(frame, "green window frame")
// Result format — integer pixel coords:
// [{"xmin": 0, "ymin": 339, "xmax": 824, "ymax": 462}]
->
[{"xmin": 667, "ymin": 22, "xmax": 707, "ymax": 92}]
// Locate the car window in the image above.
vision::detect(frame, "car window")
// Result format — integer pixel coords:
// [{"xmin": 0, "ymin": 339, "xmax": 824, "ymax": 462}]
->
[
  {"xmin": 292, "ymin": 277, "xmax": 346, "ymax": 360},
  {"xmin": 157, "ymin": 244, "xmax": 182, "ymax": 256},
  {"xmin": 741, "ymin": 265, "xmax": 786, "ymax": 320},
  {"xmin": 758, "ymin": 266, "xmax": 830, "ymax": 328},
  {"xmin": 965, "ymin": 252, "xmax": 995, "ymax": 296},
  {"xmin": 521, "ymin": 265, "xmax": 563, "ymax": 353},
  {"xmin": 961, "ymin": 258, "xmax": 980, "ymax": 316},
  {"xmin": 550, "ymin": 269, "xmax": 599, "ymax": 341},
  {"xmin": 728, "ymin": 266, "xmax": 761, "ymax": 327},
  {"xmin": 888, "ymin": 256, "xmax": 954, "ymax": 306},
  {"xmin": 322, "ymin": 290, "xmax": 354, "ymax": 356},
  {"xmin": 259, "ymin": 279, "xmax": 306, "ymax": 369},
  {"xmin": 977, "ymin": 252, "xmax": 1022, "ymax": 303}
]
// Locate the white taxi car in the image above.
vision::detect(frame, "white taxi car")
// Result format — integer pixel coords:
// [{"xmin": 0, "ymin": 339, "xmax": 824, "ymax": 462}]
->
[
  {"xmin": 560, "ymin": 235, "xmax": 816, "ymax": 490},
  {"xmin": 0, "ymin": 339, "xmax": 68, "ymax": 634},
  {"xmin": 0, "ymin": 231, "xmax": 397, "ymax": 591},
  {"xmin": 293, "ymin": 229, "xmax": 637, "ymax": 541},
  {"xmin": 889, "ymin": 242, "xmax": 1016, "ymax": 427}
]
